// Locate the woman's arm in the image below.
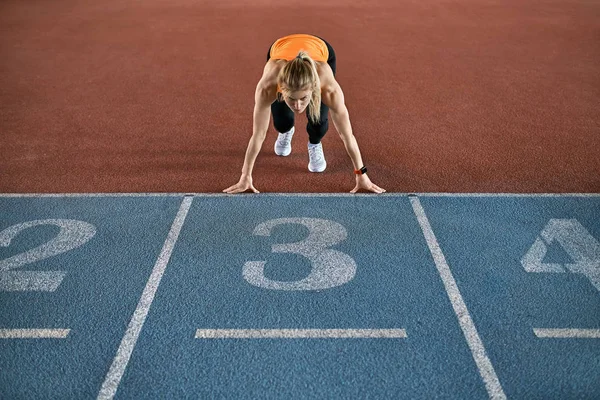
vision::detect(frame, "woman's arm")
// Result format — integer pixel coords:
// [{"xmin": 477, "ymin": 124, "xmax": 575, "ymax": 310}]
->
[
  {"xmin": 223, "ymin": 81, "xmax": 275, "ymax": 194},
  {"xmin": 324, "ymin": 82, "xmax": 386, "ymax": 194}
]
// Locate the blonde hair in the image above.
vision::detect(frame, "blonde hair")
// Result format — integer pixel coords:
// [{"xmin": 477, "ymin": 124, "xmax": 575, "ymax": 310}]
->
[{"xmin": 276, "ymin": 50, "xmax": 322, "ymax": 125}]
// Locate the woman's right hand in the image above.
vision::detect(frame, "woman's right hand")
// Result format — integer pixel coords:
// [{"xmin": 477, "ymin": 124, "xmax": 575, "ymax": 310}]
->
[{"xmin": 223, "ymin": 175, "xmax": 260, "ymax": 194}]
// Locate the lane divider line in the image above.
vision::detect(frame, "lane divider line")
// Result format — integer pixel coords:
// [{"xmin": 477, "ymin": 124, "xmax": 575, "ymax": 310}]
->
[
  {"xmin": 0, "ymin": 329, "xmax": 70, "ymax": 339},
  {"xmin": 195, "ymin": 329, "xmax": 407, "ymax": 339},
  {"xmin": 534, "ymin": 328, "xmax": 600, "ymax": 338},
  {"xmin": 409, "ymin": 196, "xmax": 507, "ymax": 400},
  {"xmin": 97, "ymin": 196, "xmax": 193, "ymax": 400}
]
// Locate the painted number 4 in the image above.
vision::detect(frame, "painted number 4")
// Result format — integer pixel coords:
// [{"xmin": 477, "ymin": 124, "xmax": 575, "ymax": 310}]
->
[
  {"xmin": 521, "ymin": 219, "xmax": 600, "ymax": 292},
  {"xmin": 243, "ymin": 218, "xmax": 357, "ymax": 290}
]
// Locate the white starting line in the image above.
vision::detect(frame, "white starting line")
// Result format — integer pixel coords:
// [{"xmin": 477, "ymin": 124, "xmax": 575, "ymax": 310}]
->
[
  {"xmin": 195, "ymin": 329, "xmax": 407, "ymax": 339},
  {"xmin": 4, "ymin": 328, "xmax": 598, "ymax": 340}
]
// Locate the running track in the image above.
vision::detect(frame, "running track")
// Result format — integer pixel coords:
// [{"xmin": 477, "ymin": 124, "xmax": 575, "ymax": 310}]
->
[{"xmin": 1, "ymin": 0, "xmax": 599, "ymax": 398}]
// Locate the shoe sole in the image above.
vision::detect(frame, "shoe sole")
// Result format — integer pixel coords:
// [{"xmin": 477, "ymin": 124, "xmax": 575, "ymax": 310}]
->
[
  {"xmin": 308, "ymin": 162, "xmax": 327, "ymax": 172},
  {"xmin": 274, "ymin": 147, "xmax": 291, "ymax": 156}
]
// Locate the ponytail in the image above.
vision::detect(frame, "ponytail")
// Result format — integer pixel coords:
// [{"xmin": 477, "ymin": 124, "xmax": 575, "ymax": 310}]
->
[{"xmin": 277, "ymin": 50, "xmax": 322, "ymax": 124}]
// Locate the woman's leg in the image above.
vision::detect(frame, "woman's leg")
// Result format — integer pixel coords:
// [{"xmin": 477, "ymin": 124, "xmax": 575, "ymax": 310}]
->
[
  {"xmin": 271, "ymin": 100, "xmax": 295, "ymax": 133},
  {"xmin": 307, "ymin": 37, "xmax": 336, "ymax": 144},
  {"xmin": 306, "ymin": 101, "xmax": 329, "ymax": 144},
  {"xmin": 319, "ymin": 37, "xmax": 336, "ymax": 75}
]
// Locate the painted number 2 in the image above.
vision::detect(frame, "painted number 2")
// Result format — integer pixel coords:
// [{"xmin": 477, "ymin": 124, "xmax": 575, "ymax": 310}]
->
[
  {"xmin": 243, "ymin": 218, "xmax": 357, "ymax": 290},
  {"xmin": 0, "ymin": 219, "xmax": 96, "ymax": 291}
]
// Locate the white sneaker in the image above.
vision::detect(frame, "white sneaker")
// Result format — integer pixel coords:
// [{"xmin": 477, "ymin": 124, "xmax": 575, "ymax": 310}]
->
[
  {"xmin": 274, "ymin": 127, "xmax": 294, "ymax": 156},
  {"xmin": 307, "ymin": 142, "xmax": 327, "ymax": 172}
]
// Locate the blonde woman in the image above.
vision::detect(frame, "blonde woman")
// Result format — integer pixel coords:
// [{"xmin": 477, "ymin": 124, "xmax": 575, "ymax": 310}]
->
[{"xmin": 224, "ymin": 34, "xmax": 386, "ymax": 194}]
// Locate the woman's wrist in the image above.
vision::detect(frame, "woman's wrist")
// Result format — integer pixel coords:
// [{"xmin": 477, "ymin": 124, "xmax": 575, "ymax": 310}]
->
[{"xmin": 353, "ymin": 166, "xmax": 367, "ymax": 175}]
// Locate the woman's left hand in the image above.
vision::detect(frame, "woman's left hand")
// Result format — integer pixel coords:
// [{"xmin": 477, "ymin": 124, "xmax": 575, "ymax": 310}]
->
[{"xmin": 350, "ymin": 174, "xmax": 386, "ymax": 194}]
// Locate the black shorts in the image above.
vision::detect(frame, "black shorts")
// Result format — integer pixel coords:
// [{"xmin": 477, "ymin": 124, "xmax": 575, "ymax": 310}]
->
[{"xmin": 266, "ymin": 35, "xmax": 336, "ymax": 75}]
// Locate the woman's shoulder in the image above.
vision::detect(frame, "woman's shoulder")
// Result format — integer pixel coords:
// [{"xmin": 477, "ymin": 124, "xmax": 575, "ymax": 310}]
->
[
  {"xmin": 257, "ymin": 59, "xmax": 285, "ymax": 89},
  {"xmin": 264, "ymin": 59, "xmax": 286, "ymax": 77},
  {"xmin": 316, "ymin": 62, "xmax": 337, "ymax": 92}
]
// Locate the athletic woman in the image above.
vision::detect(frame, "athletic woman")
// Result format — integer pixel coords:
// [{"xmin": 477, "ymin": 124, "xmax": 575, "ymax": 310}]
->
[{"xmin": 223, "ymin": 34, "xmax": 386, "ymax": 194}]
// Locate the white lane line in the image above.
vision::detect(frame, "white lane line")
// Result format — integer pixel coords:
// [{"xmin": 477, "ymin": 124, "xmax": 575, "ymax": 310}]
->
[
  {"xmin": 409, "ymin": 196, "xmax": 506, "ymax": 400},
  {"xmin": 195, "ymin": 329, "xmax": 407, "ymax": 339},
  {"xmin": 0, "ymin": 193, "xmax": 204, "ymax": 198},
  {"xmin": 534, "ymin": 328, "xmax": 600, "ymax": 338},
  {"xmin": 97, "ymin": 196, "xmax": 193, "ymax": 400},
  {"xmin": 0, "ymin": 193, "xmax": 402, "ymax": 198},
  {"xmin": 414, "ymin": 193, "xmax": 600, "ymax": 197},
  {"xmin": 1, "ymin": 193, "xmax": 598, "ymax": 198},
  {"xmin": 0, "ymin": 329, "xmax": 70, "ymax": 339}
]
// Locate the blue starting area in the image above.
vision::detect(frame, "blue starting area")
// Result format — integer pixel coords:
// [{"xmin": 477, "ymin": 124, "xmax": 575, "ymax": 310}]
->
[{"xmin": 0, "ymin": 193, "xmax": 599, "ymax": 399}]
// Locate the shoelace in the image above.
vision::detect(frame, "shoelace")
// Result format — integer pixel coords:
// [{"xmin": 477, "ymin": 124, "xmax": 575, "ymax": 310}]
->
[
  {"xmin": 278, "ymin": 132, "xmax": 293, "ymax": 146},
  {"xmin": 308, "ymin": 144, "xmax": 324, "ymax": 161}
]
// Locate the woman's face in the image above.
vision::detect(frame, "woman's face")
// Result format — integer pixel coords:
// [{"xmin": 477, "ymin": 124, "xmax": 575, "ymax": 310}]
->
[{"xmin": 284, "ymin": 89, "xmax": 312, "ymax": 114}]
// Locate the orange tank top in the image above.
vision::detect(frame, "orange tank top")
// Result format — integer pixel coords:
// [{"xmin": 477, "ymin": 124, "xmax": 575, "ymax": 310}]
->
[{"xmin": 269, "ymin": 34, "xmax": 329, "ymax": 62}]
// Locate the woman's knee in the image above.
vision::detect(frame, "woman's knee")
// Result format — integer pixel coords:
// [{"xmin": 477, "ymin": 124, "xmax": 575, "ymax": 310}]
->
[
  {"xmin": 271, "ymin": 102, "xmax": 294, "ymax": 133},
  {"xmin": 307, "ymin": 119, "xmax": 329, "ymax": 141},
  {"xmin": 274, "ymin": 120, "xmax": 294, "ymax": 133}
]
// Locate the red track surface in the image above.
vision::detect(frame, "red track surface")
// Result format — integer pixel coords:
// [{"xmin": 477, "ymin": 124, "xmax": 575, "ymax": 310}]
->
[{"xmin": 1, "ymin": 0, "xmax": 599, "ymax": 193}]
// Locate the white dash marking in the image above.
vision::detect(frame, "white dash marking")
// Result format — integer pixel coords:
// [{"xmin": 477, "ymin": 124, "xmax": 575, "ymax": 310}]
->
[
  {"xmin": 410, "ymin": 196, "xmax": 506, "ymax": 400},
  {"xmin": 195, "ymin": 329, "xmax": 407, "ymax": 339},
  {"xmin": 534, "ymin": 328, "xmax": 600, "ymax": 338},
  {"xmin": 0, "ymin": 329, "xmax": 70, "ymax": 339},
  {"xmin": 97, "ymin": 196, "xmax": 193, "ymax": 400}
]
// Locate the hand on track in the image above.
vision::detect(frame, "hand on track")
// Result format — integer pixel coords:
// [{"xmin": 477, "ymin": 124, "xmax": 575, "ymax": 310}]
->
[
  {"xmin": 350, "ymin": 174, "xmax": 386, "ymax": 194},
  {"xmin": 223, "ymin": 175, "xmax": 259, "ymax": 194}
]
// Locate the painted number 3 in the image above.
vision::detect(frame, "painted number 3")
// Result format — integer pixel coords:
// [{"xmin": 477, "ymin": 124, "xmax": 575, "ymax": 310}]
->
[{"xmin": 243, "ymin": 218, "xmax": 357, "ymax": 291}]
